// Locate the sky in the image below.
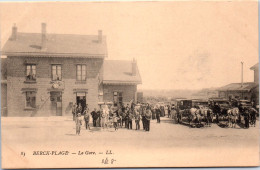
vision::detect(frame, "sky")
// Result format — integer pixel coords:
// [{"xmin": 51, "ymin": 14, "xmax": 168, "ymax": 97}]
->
[{"xmin": 0, "ymin": 1, "xmax": 258, "ymax": 90}]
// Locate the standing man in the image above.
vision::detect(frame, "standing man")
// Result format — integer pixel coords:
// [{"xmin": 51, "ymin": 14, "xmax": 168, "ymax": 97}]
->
[
  {"xmin": 91, "ymin": 108, "xmax": 97, "ymax": 127},
  {"xmin": 112, "ymin": 112, "xmax": 119, "ymax": 131},
  {"xmin": 96, "ymin": 109, "xmax": 101, "ymax": 127},
  {"xmin": 121, "ymin": 109, "xmax": 126, "ymax": 127},
  {"xmin": 125, "ymin": 110, "xmax": 129, "ymax": 129},
  {"xmin": 77, "ymin": 103, "xmax": 82, "ymax": 114},
  {"xmin": 145, "ymin": 108, "xmax": 152, "ymax": 131},
  {"xmin": 244, "ymin": 109, "xmax": 250, "ymax": 129},
  {"xmin": 83, "ymin": 107, "xmax": 91, "ymax": 130},
  {"xmin": 135, "ymin": 108, "xmax": 141, "ymax": 130},
  {"xmin": 156, "ymin": 107, "xmax": 161, "ymax": 123},
  {"xmin": 168, "ymin": 105, "xmax": 171, "ymax": 118},
  {"xmin": 72, "ymin": 103, "xmax": 77, "ymax": 121},
  {"xmin": 128, "ymin": 111, "xmax": 133, "ymax": 129},
  {"xmin": 142, "ymin": 107, "xmax": 146, "ymax": 130}
]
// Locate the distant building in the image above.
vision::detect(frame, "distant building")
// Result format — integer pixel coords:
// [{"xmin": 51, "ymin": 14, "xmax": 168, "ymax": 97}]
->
[
  {"xmin": 1, "ymin": 23, "xmax": 141, "ymax": 117},
  {"xmin": 1, "ymin": 58, "xmax": 7, "ymax": 116},
  {"xmin": 251, "ymin": 63, "xmax": 259, "ymax": 83},
  {"xmin": 191, "ymin": 88, "xmax": 219, "ymax": 99},
  {"xmin": 217, "ymin": 63, "xmax": 259, "ymax": 106}
]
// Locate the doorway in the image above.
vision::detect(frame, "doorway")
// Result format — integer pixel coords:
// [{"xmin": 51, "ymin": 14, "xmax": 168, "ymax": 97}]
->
[
  {"xmin": 76, "ymin": 92, "xmax": 86, "ymax": 113},
  {"xmin": 50, "ymin": 92, "xmax": 62, "ymax": 116}
]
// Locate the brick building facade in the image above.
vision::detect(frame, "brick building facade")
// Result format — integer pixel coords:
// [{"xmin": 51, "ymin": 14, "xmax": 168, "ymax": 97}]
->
[
  {"xmin": 102, "ymin": 60, "xmax": 142, "ymax": 107},
  {"xmin": 1, "ymin": 24, "xmax": 141, "ymax": 117}
]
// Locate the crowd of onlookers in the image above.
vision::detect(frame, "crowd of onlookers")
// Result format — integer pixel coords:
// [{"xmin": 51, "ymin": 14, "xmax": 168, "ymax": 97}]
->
[{"xmin": 72, "ymin": 102, "xmax": 172, "ymax": 135}]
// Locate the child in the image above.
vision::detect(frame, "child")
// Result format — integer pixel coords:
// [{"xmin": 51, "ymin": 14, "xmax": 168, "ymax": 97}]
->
[
  {"xmin": 112, "ymin": 113, "xmax": 118, "ymax": 131},
  {"xmin": 75, "ymin": 113, "xmax": 83, "ymax": 135}
]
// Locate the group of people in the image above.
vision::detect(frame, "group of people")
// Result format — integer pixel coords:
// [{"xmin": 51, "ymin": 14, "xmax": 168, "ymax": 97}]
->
[
  {"xmin": 72, "ymin": 103, "xmax": 91, "ymax": 135},
  {"xmin": 72, "ymin": 102, "xmax": 156, "ymax": 135}
]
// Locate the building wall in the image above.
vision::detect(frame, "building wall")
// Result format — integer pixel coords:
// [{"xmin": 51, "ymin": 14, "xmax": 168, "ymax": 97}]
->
[
  {"xmin": 219, "ymin": 90, "xmax": 251, "ymax": 101},
  {"xmin": 1, "ymin": 83, "xmax": 7, "ymax": 116},
  {"xmin": 137, "ymin": 92, "xmax": 143, "ymax": 103},
  {"xmin": 103, "ymin": 84, "xmax": 137, "ymax": 104},
  {"xmin": 6, "ymin": 56, "xmax": 103, "ymax": 117},
  {"xmin": 251, "ymin": 86, "xmax": 259, "ymax": 106},
  {"xmin": 254, "ymin": 68, "xmax": 259, "ymax": 84}
]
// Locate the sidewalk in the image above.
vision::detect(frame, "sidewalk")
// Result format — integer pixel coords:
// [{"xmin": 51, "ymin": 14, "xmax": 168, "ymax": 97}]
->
[{"xmin": 1, "ymin": 116, "xmax": 72, "ymax": 122}]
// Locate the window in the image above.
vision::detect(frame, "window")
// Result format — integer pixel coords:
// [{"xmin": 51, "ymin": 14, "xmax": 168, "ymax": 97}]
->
[
  {"xmin": 26, "ymin": 64, "xmax": 36, "ymax": 81},
  {"xmin": 76, "ymin": 65, "xmax": 86, "ymax": 81},
  {"xmin": 52, "ymin": 65, "xmax": 62, "ymax": 81},
  {"xmin": 113, "ymin": 92, "xmax": 118, "ymax": 104},
  {"xmin": 26, "ymin": 91, "xmax": 36, "ymax": 108},
  {"xmin": 113, "ymin": 91, "xmax": 123, "ymax": 107}
]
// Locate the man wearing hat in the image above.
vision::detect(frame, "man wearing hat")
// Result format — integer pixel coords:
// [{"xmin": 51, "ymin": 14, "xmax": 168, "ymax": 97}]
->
[
  {"xmin": 145, "ymin": 108, "xmax": 152, "ymax": 131},
  {"xmin": 83, "ymin": 107, "xmax": 91, "ymax": 130},
  {"xmin": 156, "ymin": 107, "xmax": 161, "ymax": 123},
  {"xmin": 128, "ymin": 110, "xmax": 133, "ymax": 129},
  {"xmin": 142, "ymin": 107, "xmax": 146, "ymax": 130},
  {"xmin": 91, "ymin": 108, "xmax": 98, "ymax": 127}
]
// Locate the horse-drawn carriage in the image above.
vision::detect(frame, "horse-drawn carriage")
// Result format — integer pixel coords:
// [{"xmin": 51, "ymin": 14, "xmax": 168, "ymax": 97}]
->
[
  {"xmin": 209, "ymin": 98, "xmax": 231, "ymax": 121},
  {"xmin": 175, "ymin": 99, "xmax": 211, "ymax": 127},
  {"xmin": 236, "ymin": 100, "xmax": 257, "ymax": 127},
  {"xmin": 175, "ymin": 99, "xmax": 202, "ymax": 127},
  {"xmin": 209, "ymin": 98, "xmax": 247, "ymax": 128}
]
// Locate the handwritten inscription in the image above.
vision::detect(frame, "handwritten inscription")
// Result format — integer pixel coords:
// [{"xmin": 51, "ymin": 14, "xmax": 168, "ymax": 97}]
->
[{"xmin": 101, "ymin": 158, "xmax": 117, "ymax": 164}]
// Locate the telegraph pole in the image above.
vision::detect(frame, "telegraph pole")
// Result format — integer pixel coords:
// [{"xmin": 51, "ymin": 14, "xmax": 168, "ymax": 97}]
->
[{"xmin": 241, "ymin": 61, "xmax": 244, "ymax": 87}]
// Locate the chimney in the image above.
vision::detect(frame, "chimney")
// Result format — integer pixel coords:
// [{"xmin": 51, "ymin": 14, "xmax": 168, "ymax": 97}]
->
[
  {"xmin": 98, "ymin": 30, "xmax": 102, "ymax": 43},
  {"xmin": 241, "ymin": 61, "xmax": 244, "ymax": 87},
  {"xmin": 132, "ymin": 58, "xmax": 137, "ymax": 76},
  {"xmin": 11, "ymin": 23, "xmax": 17, "ymax": 40},
  {"xmin": 41, "ymin": 23, "xmax": 47, "ymax": 50}
]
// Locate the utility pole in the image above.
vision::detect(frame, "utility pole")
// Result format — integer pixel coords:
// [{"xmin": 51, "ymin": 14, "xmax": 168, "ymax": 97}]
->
[{"xmin": 241, "ymin": 61, "xmax": 244, "ymax": 87}]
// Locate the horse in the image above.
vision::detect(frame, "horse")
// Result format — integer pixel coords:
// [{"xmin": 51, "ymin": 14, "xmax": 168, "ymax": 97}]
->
[
  {"xmin": 100, "ymin": 104, "xmax": 110, "ymax": 128},
  {"xmin": 170, "ymin": 109, "xmax": 178, "ymax": 123},
  {"xmin": 227, "ymin": 109, "xmax": 232, "ymax": 127},
  {"xmin": 188, "ymin": 108, "xmax": 203, "ymax": 127},
  {"xmin": 227, "ymin": 108, "xmax": 239, "ymax": 128},
  {"xmin": 232, "ymin": 108, "xmax": 239, "ymax": 128},
  {"xmin": 201, "ymin": 108, "xmax": 213, "ymax": 127}
]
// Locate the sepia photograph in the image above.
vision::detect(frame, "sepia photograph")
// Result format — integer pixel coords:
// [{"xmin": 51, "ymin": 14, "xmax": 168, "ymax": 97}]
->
[{"xmin": 0, "ymin": 1, "xmax": 259, "ymax": 168}]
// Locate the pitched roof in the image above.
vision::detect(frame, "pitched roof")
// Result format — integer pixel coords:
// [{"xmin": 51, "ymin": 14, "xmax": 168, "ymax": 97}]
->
[
  {"xmin": 250, "ymin": 63, "xmax": 259, "ymax": 70},
  {"xmin": 103, "ymin": 60, "xmax": 142, "ymax": 85},
  {"xmin": 2, "ymin": 32, "xmax": 107, "ymax": 58},
  {"xmin": 217, "ymin": 82, "xmax": 258, "ymax": 92}
]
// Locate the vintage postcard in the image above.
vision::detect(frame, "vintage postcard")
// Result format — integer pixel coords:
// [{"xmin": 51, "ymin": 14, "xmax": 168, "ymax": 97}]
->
[{"xmin": 0, "ymin": 1, "xmax": 259, "ymax": 168}]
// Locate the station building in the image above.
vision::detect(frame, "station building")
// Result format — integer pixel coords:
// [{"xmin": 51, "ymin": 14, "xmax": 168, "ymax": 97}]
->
[
  {"xmin": 1, "ymin": 23, "xmax": 142, "ymax": 117},
  {"xmin": 217, "ymin": 63, "xmax": 259, "ymax": 106}
]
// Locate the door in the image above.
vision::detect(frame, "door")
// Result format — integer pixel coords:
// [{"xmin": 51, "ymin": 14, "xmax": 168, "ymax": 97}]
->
[
  {"xmin": 76, "ymin": 92, "xmax": 86, "ymax": 113},
  {"xmin": 50, "ymin": 92, "xmax": 62, "ymax": 116}
]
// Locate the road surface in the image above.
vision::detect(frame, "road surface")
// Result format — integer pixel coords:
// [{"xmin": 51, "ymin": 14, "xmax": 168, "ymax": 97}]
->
[{"xmin": 2, "ymin": 116, "xmax": 259, "ymax": 168}]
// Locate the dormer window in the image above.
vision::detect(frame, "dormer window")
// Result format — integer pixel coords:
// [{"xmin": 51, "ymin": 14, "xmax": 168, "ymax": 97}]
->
[{"xmin": 26, "ymin": 64, "xmax": 36, "ymax": 81}]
